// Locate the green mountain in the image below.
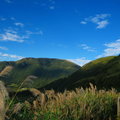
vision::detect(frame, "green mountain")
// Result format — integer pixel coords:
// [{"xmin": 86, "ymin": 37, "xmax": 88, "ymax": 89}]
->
[
  {"xmin": 0, "ymin": 58, "xmax": 80, "ymax": 89},
  {"xmin": 43, "ymin": 56, "xmax": 120, "ymax": 91}
]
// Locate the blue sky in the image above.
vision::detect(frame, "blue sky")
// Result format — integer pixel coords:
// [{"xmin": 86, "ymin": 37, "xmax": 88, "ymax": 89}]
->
[{"xmin": 0, "ymin": 0, "xmax": 120, "ymax": 66}]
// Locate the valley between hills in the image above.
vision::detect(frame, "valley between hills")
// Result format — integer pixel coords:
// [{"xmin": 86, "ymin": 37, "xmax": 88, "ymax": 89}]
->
[{"xmin": 0, "ymin": 56, "xmax": 120, "ymax": 120}]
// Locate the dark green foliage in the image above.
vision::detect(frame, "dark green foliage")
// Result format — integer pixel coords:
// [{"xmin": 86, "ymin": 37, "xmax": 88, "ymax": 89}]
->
[
  {"xmin": 8, "ymin": 105, "xmax": 34, "ymax": 120},
  {"xmin": 0, "ymin": 58, "xmax": 80, "ymax": 89},
  {"xmin": 44, "ymin": 56, "xmax": 120, "ymax": 91}
]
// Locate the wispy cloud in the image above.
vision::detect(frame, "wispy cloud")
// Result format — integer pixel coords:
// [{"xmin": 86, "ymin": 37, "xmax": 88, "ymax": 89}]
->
[
  {"xmin": 49, "ymin": 6, "xmax": 55, "ymax": 10},
  {"xmin": 0, "ymin": 29, "xmax": 25, "ymax": 43},
  {"xmin": 68, "ymin": 57, "xmax": 91, "ymax": 66},
  {"xmin": 79, "ymin": 44, "xmax": 96, "ymax": 52},
  {"xmin": 0, "ymin": 22, "xmax": 43, "ymax": 43},
  {"xmin": 49, "ymin": 0, "xmax": 55, "ymax": 10},
  {"xmin": 14, "ymin": 22, "xmax": 24, "ymax": 27},
  {"xmin": 26, "ymin": 30, "xmax": 43, "ymax": 36},
  {"xmin": 4, "ymin": 0, "xmax": 12, "ymax": 3},
  {"xmin": 96, "ymin": 20, "xmax": 109, "ymax": 29},
  {"xmin": 35, "ymin": 0, "xmax": 56, "ymax": 10},
  {"xmin": 0, "ymin": 46, "xmax": 8, "ymax": 50},
  {"xmin": 0, "ymin": 27, "xmax": 43, "ymax": 43},
  {"xmin": 81, "ymin": 14, "xmax": 111, "ymax": 29},
  {"xmin": 0, "ymin": 17, "xmax": 6, "ymax": 21},
  {"xmin": 10, "ymin": 17, "xmax": 15, "ymax": 20},
  {"xmin": 80, "ymin": 21, "xmax": 87, "ymax": 24},
  {"xmin": 0, "ymin": 17, "xmax": 15, "ymax": 21},
  {"xmin": 96, "ymin": 39, "xmax": 120, "ymax": 58},
  {"xmin": 0, "ymin": 52, "xmax": 24, "ymax": 60}
]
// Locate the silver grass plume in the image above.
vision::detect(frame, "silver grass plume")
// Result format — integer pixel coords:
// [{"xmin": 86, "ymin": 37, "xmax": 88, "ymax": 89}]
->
[{"xmin": 0, "ymin": 81, "xmax": 9, "ymax": 120}]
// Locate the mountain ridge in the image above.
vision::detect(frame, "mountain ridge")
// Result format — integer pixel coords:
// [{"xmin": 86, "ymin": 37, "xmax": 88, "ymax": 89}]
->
[
  {"xmin": 42, "ymin": 56, "xmax": 120, "ymax": 91},
  {"xmin": 0, "ymin": 58, "xmax": 80, "ymax": 90}
]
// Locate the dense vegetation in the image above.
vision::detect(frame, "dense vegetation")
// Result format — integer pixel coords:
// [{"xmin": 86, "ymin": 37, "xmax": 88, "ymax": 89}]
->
[
  {"xmin": 1, "ymin": 56, "xmax": 120, "ymax": 120},
  {"xmin": 0, "ymin": 58, "xmax": 80, "ymax": 90},
  {"xmin": 7, "ymin": 84, "xmax": 119, "ymax": 120},
  {"xmin": 44, "ymin": 56, "xmax": 120, "ymax": 91}
]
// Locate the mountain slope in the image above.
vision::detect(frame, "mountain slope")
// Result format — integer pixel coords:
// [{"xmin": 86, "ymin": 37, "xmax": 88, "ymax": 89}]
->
[
  {"xmin": 43, "ymin": 56, "xmax": 120, "ymax": 91},
  {"xmin": 0, "ymin": 58, "xmax": 80, "ymax": 89}
]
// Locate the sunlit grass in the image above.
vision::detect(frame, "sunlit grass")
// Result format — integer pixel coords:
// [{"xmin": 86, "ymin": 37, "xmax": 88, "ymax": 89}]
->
[{"xmin": 7, "ymin": 84, "xmax": 119, "ymax": 120}]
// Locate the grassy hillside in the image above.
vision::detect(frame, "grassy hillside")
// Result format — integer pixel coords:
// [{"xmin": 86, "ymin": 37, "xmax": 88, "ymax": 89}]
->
[
  {"xmin": 43, "ymin": 56, "xmax": 120, "ymax": 91},
  {"xmin": 0, "ymin": 58, "xmax": 80, "ymax": 89}
]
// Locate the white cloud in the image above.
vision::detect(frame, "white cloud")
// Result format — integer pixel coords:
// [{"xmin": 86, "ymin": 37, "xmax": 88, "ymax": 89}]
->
[
  {"xmin": 80, "ymin": 21, "xmax": 87, "ymax": 24},
  {"xmin": 14, "ymin": 22, "xmax": 24, "ymax": 27},
  {"xmin": 0, "ymin": 29, "xmax": 38, "ymax": 43},
  {"xmin": 68, "ymin": 57, "xmax": 91, "ymax": 66},
  {"xmin": 0, "ymin": 27, "xmax": 43, "ymax": 43},
  {"xmin": 0, "ymin": 46, "xmax": 8, "ymax": 50},
  {"xmin": 0, "ymin": 30, "xmax": 24, "ymax": 43},
  {"xmin": 96, "ymin": 39, "xmax": 120, "ymax": 58},
  {"xmin": 0, "ymin": 17, "xmax": 16, "ymax": 21},
  {"xmin": 96, "ymin": 20, "xmax": 109, "ymax": 29},
  {"xmin": 0, "ymin": 52, "xmax": 24, "ymax": 60},
  {"xmin": 36, "ymin": 0, "xmax": 55, "ymax": 10},
  {"xmin": 81, "ymin": 14, "xmax": 111, "ymax": 29},
  {"xmin": 91, "ymin": 14, "xmax": 110, "ymax": 22},
  {"xmin": 80, "ymin": 44, "xmax": 95, "ymax": 52},
  {"xmin": 0, "ymin": 17, "xmax": 43, "ymax": 43},
  {"xmin": 26, "ymin": 30, "xmax": 43, "ymax": 36}
]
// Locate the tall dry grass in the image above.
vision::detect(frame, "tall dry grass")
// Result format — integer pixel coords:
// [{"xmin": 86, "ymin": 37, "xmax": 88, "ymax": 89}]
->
[
  {"xmin": 0, "ymin": 81, "xmax": 9, "ymax": 120},
  {"xmin": 7, "ymin": 84, "xmax": 119, "ymax": 120}
]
